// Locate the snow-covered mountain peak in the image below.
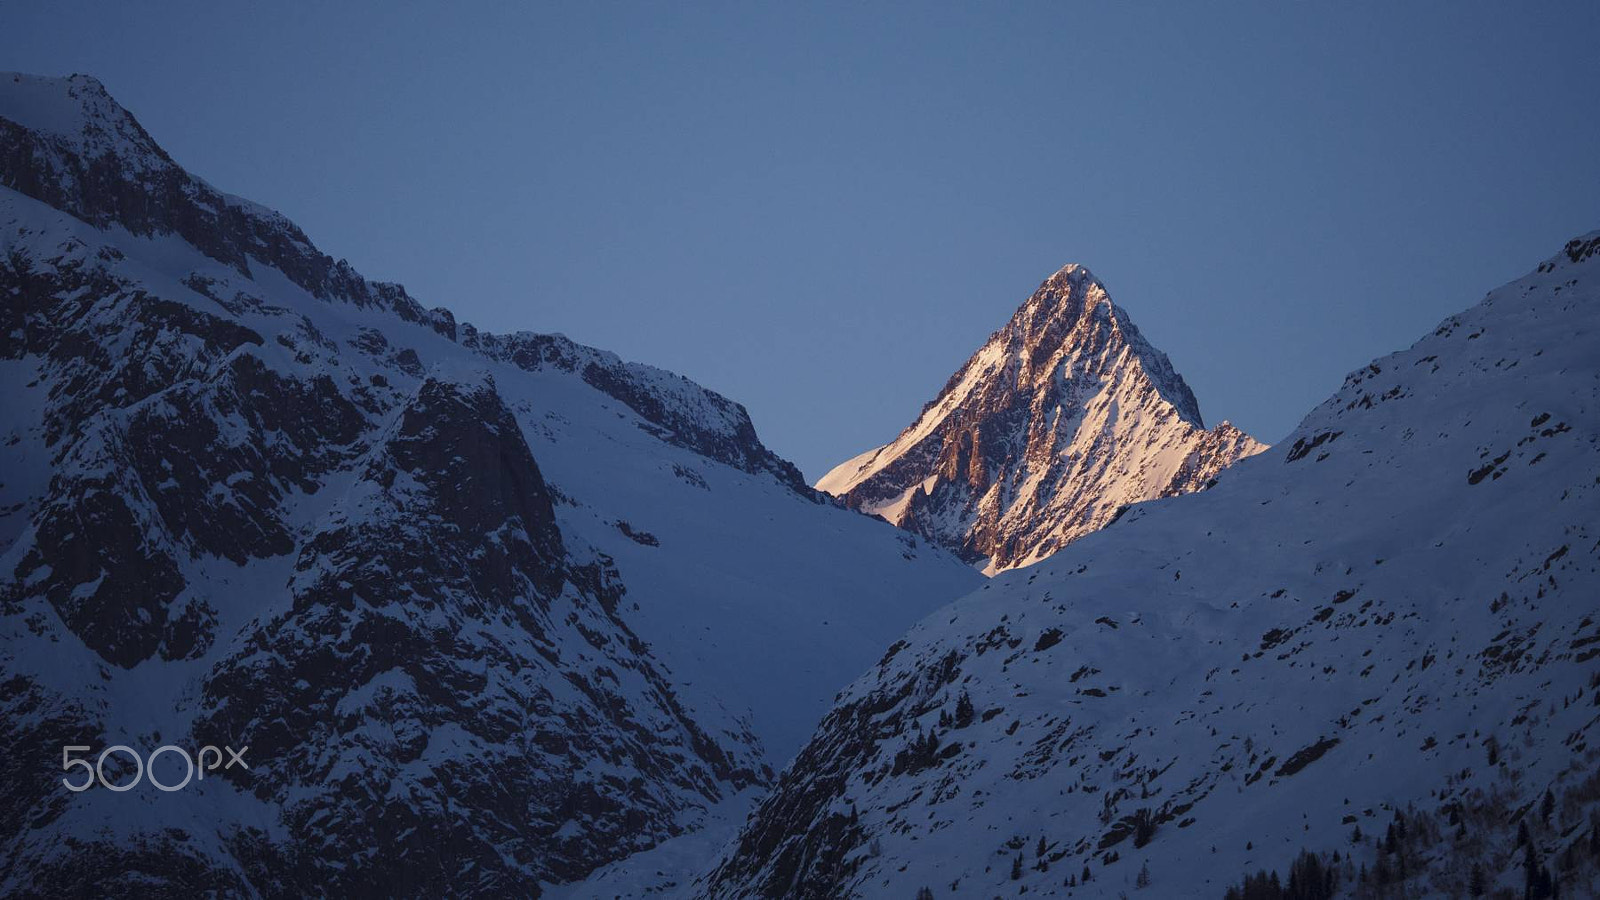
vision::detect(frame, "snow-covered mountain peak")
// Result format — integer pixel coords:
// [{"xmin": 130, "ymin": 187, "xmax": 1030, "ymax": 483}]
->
[
  {"xmin": 0, "ymin": 71, "xmax": 986, "ymax": 893},
  {"xmin": 0, "ymin": 73, "xmax": 415, "ymax": 315},
  {"xmin": 817, "ymin": 265, "xmax": 1264, "ymax": 571},
  {"xmin": 1008, "ymin": 262, "xmax": 1108, "ymax": 326},
  {"xmin": 996, "ymin": 263, "xmax": 1200, "ymax": 421},
  {"xmin": 0, "ymin": 72, "xmax": 142, "ymax": 150},
  {"xmin": 707, "ymin": 229, "xmax": 1600, "ymax": 900},
  {"xmin": 1040, "ymin": 261, "xmax": 1099, "ymax": 289}
]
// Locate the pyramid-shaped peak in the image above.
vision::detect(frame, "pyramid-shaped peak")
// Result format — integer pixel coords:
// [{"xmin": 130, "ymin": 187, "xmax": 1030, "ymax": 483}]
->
[
  {"xmin": 997, "ymin": 261, "xmax": 1133, "ymax": 359},
  {"xmin": 1017, "ymin": 262, "xmax": 1114, "ymax": 316},
  {"xmin": 1025, "ymin": 263, "xmax": 1111, "ymax": 307},
  {"xmin": 818, "ymin": 258, "xmax": 1263, "ymax": 570}
]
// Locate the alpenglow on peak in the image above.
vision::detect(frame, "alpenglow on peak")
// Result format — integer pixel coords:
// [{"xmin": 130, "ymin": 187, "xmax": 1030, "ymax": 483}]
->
[{"xmin": 817, "ymin": 265, "xmax": 1266, "ymax": 572}]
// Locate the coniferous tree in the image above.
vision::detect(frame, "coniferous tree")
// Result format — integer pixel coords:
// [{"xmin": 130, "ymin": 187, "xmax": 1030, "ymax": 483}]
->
[
  {"xmin": 1132, "ymin": 807, "xmax": 1158, "ymax": 848},
  {"xmin": 1283, "ymin": 849, "xmax": 1334, "ymax": 900},
  {"xmin": 1223, "ymin": 869, "xmax": 1285, "ymax": 900},
  {"xmin": 954, "ymin": 692, "xmax": 975, "ymax": 728},
  {"xmin": 1525, "ymin": 843, "xmax": 1546, "ymax": 900},
  {"xmin": 1010, "ymin": 853, "xmax": 1022, "ymax": 881},
  {"xmin": 914, "ymin": 888, "xmax": 934, "ymax": 900}
]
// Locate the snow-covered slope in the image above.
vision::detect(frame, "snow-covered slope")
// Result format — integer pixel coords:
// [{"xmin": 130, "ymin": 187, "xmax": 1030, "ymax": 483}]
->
[
  {"xmin": 707, "ymin": 235, "xmax": 1600, "ymax": 897},
  {"xmin": 0, "ymin": 72, "xmax": 982, "ymax": 894},
  {"xmin": 818, "ymin": 264, "xmax": 1266, "ymax": 572}
]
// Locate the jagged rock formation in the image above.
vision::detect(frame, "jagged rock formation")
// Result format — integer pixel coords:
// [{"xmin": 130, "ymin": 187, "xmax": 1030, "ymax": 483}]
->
[
  {"xmin": 707, "ymin": 234, "xmax": 1600, "ymax": 897},
  {"xmin": 0, "ymin": 72, "xmax": 981, "ymax": 895},
  {"xmin": 818, "ymin": 264, "xmax": 1265, "ymax": 572}
]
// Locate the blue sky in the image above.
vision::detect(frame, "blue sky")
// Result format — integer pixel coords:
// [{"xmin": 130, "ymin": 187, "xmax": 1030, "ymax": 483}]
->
[{"xmin": 5, "ymin": 1, "xmax": 1597, "ymax": 480}]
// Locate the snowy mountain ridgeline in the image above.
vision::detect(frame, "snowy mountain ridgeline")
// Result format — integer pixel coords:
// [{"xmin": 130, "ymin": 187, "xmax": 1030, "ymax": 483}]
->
[
  {"xmin": 5, "ymin": 67, "xmax": 1598, "ymax": 900},
  {"xmin": 705, "ymin": 236, "xmax": 1600, "ymax": 897},
  {"xmin": 817, "ymin": 264, "xmax": 1267, "ymax": 573},
  {"xmin": 0, "ymin": 73, "xmax": 984, "ymax": 894}
]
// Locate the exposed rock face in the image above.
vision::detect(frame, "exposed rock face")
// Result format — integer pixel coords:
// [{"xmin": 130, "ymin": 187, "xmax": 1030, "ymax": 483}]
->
[
  {"xmin": 705, "ymin": 234, "xmax": 1600, "ymax": 898},
  {"xmin": 0, "ymin": 73, "xmax": 435, "ymax": 320},
  {"xmin": 191, "ymin": 374, "xmax": 761, "ymax": 895},
  {"xmin": 818, "ymin": 264, "xmax": 1266, "ymax": 571},
  {"xmin": 0, "ymin": 72, "xmax": 981, "ymax": 896}
]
